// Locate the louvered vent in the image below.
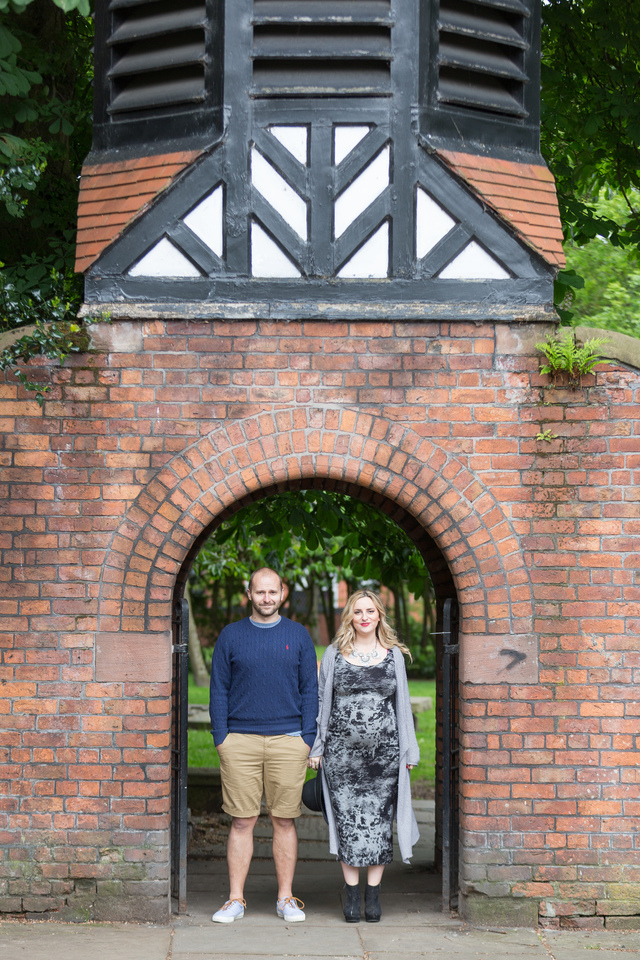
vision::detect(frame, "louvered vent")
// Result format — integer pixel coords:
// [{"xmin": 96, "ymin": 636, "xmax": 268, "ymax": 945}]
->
[
  {"xmin": 437, "ymin": 0, "xmax": 529, "ymax": 118},
  {"xmin": 252, "ymin": 0, "xmax": 393, "ymax": 97},
  {"xmin": 107, "ymin": 0, "xmax": 207, "ymax": 116}
]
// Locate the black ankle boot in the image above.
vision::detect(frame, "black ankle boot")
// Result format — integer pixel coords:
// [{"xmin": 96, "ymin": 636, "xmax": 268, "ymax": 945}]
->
[
  {"xmin": 364, "ymin": 883, "xmax": 381, "ymax": 922},
  {"xmin": 341, "ymin": 883, "xmax": 361, "ymax": 922}
]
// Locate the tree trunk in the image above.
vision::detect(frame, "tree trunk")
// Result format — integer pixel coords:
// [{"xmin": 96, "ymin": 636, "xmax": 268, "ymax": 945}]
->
[
  {"xmin": 306, "ymin": 579, "xmax": 321, "ymax": 644},
  {"xmin": 319, "ymin": 579, "xmax": 335, "ymax": 643},
  {"xmin": 186, "ymin": 582, "xmax": 210, "ymax": 687}
]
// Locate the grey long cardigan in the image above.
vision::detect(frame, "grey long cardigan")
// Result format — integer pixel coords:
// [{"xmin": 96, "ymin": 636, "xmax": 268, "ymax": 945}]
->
[{"xmin": 309, "ymin": 644, "xmax": 420, "ymax": 864}]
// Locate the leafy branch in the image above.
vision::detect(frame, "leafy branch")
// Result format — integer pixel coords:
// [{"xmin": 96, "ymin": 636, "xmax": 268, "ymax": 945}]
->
[
  {"xmin": 0, "ymin": 0, "xmax": 94, "ymax": 398},
  {"xmin": 0, "ymin": 259, "xmax": 88, "ymax": 403}
]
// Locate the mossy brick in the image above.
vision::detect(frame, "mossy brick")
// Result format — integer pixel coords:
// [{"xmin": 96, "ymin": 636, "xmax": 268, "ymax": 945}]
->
[
  {"xmin": 0, "ymin": 897, "xmax": 23, "ymax": 912},
  {"xmin": 605, "ymin": 917, "xmax": 640, "ymax": 930},
  {"xmin": 559, "ymin": 916, "xmax": 605, "ymax": 930},
  {"xmin": 610, "ymin": 885, "xmax": 640, "ymax": 900},
  {"xmin": 461, "ymin": 893, "xmax": 540, "ymax": 927},
  {"xmin": 96, "ymin": 879, "xmax": 124, "ymax": 897},
  {"xmin": 597, "ymin": 899, "xmax": 640, "ymax": 916},
  {"xmin": 93, "ymin": 895, "xmax": 169, "ymax": 923}
]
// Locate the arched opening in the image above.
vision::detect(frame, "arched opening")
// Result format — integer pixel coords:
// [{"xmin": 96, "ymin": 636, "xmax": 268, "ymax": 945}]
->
[
  {"xmin": 95, "ymin": 405, "xmax": 532, "ymax": 924},
  {"xmin": 169, "ymin": 477, "xmax": 460, "ymax": 920}
]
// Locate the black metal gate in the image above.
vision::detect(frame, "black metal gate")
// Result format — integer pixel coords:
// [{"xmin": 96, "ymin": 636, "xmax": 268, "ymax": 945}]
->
[
  {"xmin": 441, "ymin": 597, "xmax": 460, "ymax": 913},
  {"xmin": 171, "ymin": 597, "xmax": 189, "ymax": 914}
]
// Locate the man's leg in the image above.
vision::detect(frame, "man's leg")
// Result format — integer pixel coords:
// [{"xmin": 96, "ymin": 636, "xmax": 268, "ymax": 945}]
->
[
  {"xmin": 270, "ymin": 815, "xmax": 298, "ymax": 901},
  {"xmin": 217, "ymin": 735, "xmax": 264, "ymax": 904},
  {"xmin": 264, "ymin": 735, "xmax": 308, "ymax": 911},
  {"xmin": 227, "ymin": 815, "xmax": 259, "ymax": 900}
]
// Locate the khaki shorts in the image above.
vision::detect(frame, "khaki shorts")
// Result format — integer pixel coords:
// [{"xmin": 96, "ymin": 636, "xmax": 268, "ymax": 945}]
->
[{"xmin": 217, "ymin": 733, "xmax": 309, "ymax": 819}]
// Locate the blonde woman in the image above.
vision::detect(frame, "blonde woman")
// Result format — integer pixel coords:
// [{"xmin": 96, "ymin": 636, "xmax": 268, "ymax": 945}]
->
[{"xmin": 308, "ymin": 590, "xmax": 419, "ymax": 923}]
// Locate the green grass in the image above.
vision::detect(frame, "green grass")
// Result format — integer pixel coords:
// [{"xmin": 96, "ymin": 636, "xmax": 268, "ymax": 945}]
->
[
  {"xmin": 188, "ymin": 674, "xmax": 436, "ymax": 784},
  {"xmin": 408, "ymin": 679, "xmax": 436, "ymax": 785},
  {"xmin": 188, "ymin": 677, "xmax": 218, "ymax": 767},
  {"xmin": 189, "ymin": 677, "xmax": 210, "ymax": 704},
  {"xmin": 188, "ymin": 728, "xmax": 219, "ymax": 768}
]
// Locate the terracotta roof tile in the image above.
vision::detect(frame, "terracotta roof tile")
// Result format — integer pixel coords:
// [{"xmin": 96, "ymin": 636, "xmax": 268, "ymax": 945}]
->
[
  {"xmin": 75, "ymin": 150, "xmax": 202, "ymax": 272},
  {"xmin": 436, "ymin": 149, "xmax": 566, "ymax": 268}
]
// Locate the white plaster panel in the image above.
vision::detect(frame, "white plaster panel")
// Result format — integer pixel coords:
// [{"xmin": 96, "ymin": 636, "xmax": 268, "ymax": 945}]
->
[
  {"xmin": 251, "ymin": 147, "xmax": 308, "ymax": 241},
  {"xmin": 334, "ymin": 125, "xmax": 370, "ymax": 165},
  {"xmin": 251, "ymin": 222, "xmax": 301, "ymax": 278},
  {"xmin": 337, "ymin": 222, "xmax": 389, "ymax": 278},
  {"xmin": 182, "ymin": 185, "xmax": 224, "ymax": 257},
  {"xmin": 416, "ymin": 187, "xmax": 456, "ymax": 258},
  {"xmin": 438, "ymin": 240, "xmax": 510, "ymax": 280},
  {"xmin": 128, "ymin": 237, "xmax": 201, "ymax": 278},
  {"xmin": 270, "ymin": 125, "xmax": 308, "ymax": 165},
  {"xmin": 334, "ymin": 146, "xmax": 390, "ymax": 239}
]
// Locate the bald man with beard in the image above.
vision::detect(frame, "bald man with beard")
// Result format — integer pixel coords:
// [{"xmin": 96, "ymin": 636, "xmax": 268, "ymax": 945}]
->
[{"xmin": 209, "ymin": 568, "xmax": 318, "ymax": 924}]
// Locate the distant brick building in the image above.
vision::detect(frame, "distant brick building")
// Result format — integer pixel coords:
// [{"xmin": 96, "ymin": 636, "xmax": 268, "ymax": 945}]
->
[{"xmin": 1, "ymin": 0, "xmax": 639, "ymax": 929}]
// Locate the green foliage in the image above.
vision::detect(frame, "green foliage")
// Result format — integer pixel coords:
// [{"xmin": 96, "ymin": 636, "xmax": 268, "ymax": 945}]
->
[
  {"xmin": 535, "ymin": 330, "xmax": 611, "ymax": 387},
  {"xmin": 189, "ymin": 490, "xmax": 436, "ymax": 673},
  {"xmin": 0, "ymin": 139, "xmax": 45, "ymax": 216},
  {"xmin": 0, "ymin": 18, "xmax": 41, "ymax": 97},
  {"xmin": 0, "ymin": 254, "xmax": 88, "ymax": 403},
  {"xmin": 542, "ymin": 0, "xmax": 640, "ymax": 256},
  {"xmin": 535, "ymin": 428, "xmax": 557, "ymax": 443},
  {"xmin": 404, "ymin": 617, "xmax": 436, "ymax": 679},
  {"xmin": 562, "ymin": 190, "xmax": 640, "ymax": 338},
  {"xmin": 0, "ymin": 0, "xmax": 94, "ymax": 394}
]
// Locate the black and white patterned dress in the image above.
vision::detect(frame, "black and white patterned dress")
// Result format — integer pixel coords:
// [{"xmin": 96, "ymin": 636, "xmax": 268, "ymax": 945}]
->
[{"xmin": 322, "ymin": 653, "xmax": 400, "ymax": 866}]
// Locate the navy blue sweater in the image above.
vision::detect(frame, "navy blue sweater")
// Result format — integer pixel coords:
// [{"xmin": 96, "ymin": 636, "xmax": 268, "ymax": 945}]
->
[{"xmin": 209, "ymin": 616, "xmax": 318, "ymax": 748}]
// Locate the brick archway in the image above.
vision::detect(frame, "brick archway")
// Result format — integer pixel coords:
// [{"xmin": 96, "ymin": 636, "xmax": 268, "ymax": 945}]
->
[{"xmin": 98, "ymin": 406, "xmax": 533, "ymax": 643}]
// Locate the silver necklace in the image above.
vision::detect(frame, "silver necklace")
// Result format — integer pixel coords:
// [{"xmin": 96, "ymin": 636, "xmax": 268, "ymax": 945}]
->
[{"xmin": 351, "ymin": 641, "xmax": 380, "ymax": 665}]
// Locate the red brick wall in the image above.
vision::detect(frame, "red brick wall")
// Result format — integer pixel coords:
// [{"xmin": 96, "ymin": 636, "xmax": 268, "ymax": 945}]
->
[{"xmin": 1, "ymin": 318, "xmax": 639, "ymax": 926}]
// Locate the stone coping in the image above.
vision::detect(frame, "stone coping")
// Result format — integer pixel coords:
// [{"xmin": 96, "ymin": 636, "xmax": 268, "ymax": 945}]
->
[{"xmin": 3, "ymin": 322, "xmax": 638, "ymax": 373}]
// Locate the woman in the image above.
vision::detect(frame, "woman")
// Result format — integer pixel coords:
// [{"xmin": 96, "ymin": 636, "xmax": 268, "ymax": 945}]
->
[{"xmin": 308, "ymin": 589, "xmax": 420, "ymax": 923}]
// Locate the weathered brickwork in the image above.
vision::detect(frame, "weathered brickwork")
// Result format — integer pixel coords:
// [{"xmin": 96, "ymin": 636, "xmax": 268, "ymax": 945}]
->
[{"xmin": 1, "ymin": 318, "xmax": 639, "ymax": 926}]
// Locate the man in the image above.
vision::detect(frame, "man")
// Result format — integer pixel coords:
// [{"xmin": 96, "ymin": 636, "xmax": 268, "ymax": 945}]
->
[{"xmin": 209, "ymin": 567, "xmax": 318, "ymax": 923}]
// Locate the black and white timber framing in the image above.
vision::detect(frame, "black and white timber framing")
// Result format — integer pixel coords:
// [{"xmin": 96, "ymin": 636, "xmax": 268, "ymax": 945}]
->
[{"xmin": 83, "ymin": 0, "xmax": 555, "ymax": 319}]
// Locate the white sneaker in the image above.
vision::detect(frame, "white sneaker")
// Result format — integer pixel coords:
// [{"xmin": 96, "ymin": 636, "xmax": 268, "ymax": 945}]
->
[
  {"xmin": 212, "ymin": 898, "xmax": 246, "ymax": 923},
  {"xmin": 276, "ymin": 896, "xmax": 306, "ymax": 922}
]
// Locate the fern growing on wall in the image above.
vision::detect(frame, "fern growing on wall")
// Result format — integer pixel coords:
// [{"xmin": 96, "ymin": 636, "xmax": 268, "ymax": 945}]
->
[{"xmin": 535, "ymin": 330, "xmax": 610, "ymax": 388}]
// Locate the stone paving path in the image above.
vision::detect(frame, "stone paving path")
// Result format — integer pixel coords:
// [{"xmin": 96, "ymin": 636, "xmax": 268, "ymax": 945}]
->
[
  {"xmin": 2, "ymin": 857, "xmax": 640, "ymax": 960},
  {"xmin": 2, "ymin": 804, "xmax": 638, "ymax": 960}
]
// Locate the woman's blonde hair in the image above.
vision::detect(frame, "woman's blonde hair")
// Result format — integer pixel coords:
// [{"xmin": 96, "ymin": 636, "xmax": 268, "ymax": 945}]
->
[{"xmin": 332, "ymin": 589, "xmax": 412, "ymax": 659}]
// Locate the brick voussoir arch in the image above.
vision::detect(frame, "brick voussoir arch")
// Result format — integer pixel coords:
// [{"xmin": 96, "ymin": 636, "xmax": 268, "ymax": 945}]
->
[{"xmin": 98, "ymin": 406, "xmax": 533, "ymax": 636}]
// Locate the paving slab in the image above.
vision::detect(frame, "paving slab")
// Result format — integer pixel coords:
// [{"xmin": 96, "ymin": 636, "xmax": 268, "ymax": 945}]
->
[
  {"xmin": 542, "ymin": 949, "xmax": 640, "ymax": 960},
  {"xmin": 0, "ymin": 923, "xmax": 171, "ymax": 960},
  {"xmin": 360, "ymin": 926, "xmax": 546, "ymax": 958},
  {"xmin": 173, "ymin": 921, "xmax": 363, "ymax": 956},
  {"xmin": 543, "ymin": 931, "xmax": 640, "ymax": 953}
]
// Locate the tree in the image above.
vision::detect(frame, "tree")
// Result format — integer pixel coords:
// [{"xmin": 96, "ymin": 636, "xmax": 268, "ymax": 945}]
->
[
  {"xmin": 188, "ymin": 491, "xmax": 437, "ymax": 678},
  {"xmin": 541, "ymin": 0, "xmax": 640, "ymax": 316},
  {"xmin": 0, "ymin": 0, "xmax": 93, "ymax": 400},
  {"xmin": 563, "ymin": 189, "xmax": 640, "ymax": 338}
]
